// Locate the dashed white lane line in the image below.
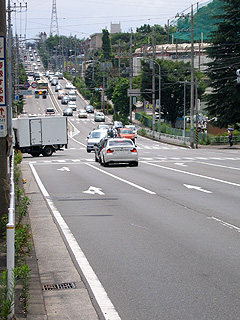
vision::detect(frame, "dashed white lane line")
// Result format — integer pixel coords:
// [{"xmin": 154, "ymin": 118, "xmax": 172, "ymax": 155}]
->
[
  {"xmin": 142, "ymin": 161, "xmax": 240, "ymax": 188},
  {"xmin": 197, "ymin": 161, "xmax": 240, "ymax": 171}
]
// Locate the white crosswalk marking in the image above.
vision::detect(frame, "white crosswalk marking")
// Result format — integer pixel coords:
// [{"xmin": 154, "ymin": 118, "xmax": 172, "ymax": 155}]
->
[{"xmin": 25, "ymin": 155, "xmax": 240, "ymax": 165}]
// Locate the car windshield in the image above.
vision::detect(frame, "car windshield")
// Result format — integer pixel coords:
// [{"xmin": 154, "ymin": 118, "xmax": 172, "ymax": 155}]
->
[
  {"xmin": 120, "ymin": 129, "xmax": 133, "ymax": 134},
  {"xmin": 97, "ymin": 113, "xmax": 104, "ymax": 116},
  {"xmin": 90, "ymin": 131, "xmax": 106, "ymax": 139},
  {"xmin": 109, "ymin": 140, "xmax": 133, "ymax": 146}
]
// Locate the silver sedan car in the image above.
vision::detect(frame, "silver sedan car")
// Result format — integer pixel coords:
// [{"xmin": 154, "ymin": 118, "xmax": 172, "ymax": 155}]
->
[{"xmin": 99, "ymin": 138, "xmax": 138, "ymax": 167}]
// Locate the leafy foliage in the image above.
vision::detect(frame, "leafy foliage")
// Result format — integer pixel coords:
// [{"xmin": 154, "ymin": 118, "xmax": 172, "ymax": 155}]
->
[
  {"xmin": 205, "ymin": 0, "xmax": 240, "ymax": 127},
  {"xmin": 140, "ymin": 59, "xmax": 206, "ymax": 126},
  {"xmin": 102, "ymin": 29, "xmax": 112, "ymax": 61}
]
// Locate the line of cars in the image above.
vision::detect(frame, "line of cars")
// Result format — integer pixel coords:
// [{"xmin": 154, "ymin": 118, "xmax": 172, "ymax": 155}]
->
[{"xmin": 87, "ymin": 123, "xmax": 138, "ymax": 166}]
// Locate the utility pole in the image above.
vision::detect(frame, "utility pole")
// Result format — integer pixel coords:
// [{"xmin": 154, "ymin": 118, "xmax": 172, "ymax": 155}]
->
[
  {"xmin": 152, "ymin": 27, "xmax": 156, "ymax": 132},
  {"xmin": 118, "ymin": 40, "xmax": 121, "ymax": 77},
  {"xmin": 0, "ymin": 0, "xmax": 9, "ymax": 220},
  {"xmin": 190, "ymin": 4, "xmax": 195, "ymax": 148},
  {"xmin": 183, "ymin": 79, "xmax": 187, "ymax": 144},
  {"xmin": 129, "ymin": 29, "xmax": 133, "ymax": 123},
  {"xmin": 195, "ymin": 76, "xmax": 198, "ymax": 149}
]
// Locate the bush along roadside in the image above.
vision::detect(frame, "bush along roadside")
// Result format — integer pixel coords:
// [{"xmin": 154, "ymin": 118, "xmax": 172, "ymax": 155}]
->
[{"xmin": 0, "ymin": 151, "xmax": 32, "ymax": 319}]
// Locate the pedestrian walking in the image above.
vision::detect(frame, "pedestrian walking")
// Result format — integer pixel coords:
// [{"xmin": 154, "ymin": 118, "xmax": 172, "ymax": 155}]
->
[{"xmin": 228, "ymin": 129, "xmax": 233, "ymax": 147}]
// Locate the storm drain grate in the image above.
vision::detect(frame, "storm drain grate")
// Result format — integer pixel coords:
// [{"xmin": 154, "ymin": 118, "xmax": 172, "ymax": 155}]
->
[{"xmin": 42, "ymin": 282, "xmax": 76, "ymax": 291}]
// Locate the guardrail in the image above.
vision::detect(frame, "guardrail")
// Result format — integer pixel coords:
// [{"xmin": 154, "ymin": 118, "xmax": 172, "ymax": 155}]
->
[
  {"xmin": 140, "ymin": 127, "xmax": 191, "ymax": 146},
  {"xmin": 7, "ymin": 151, "xmax": 15, "ymax": 317}
]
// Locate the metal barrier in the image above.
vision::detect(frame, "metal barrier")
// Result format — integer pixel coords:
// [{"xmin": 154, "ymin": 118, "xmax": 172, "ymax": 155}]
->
[
  {"xmin": 142, "ymin": 128, "xmax": 190, "ymax": 146},
  {"xmin": 7, "ymin": 151, "xmax": 15, "ymax": 317}
]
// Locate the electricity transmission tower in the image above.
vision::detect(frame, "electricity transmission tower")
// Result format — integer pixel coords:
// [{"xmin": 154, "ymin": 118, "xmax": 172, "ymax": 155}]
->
[{"xmin": 50, "ymin": 0, "xmax": 59, "ymax": 36}]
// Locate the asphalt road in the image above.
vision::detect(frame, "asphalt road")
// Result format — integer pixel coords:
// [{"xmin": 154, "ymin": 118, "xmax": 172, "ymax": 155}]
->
[{"xmin": 20, "ymin": 76, "xmax": 240, "ymax": 320}]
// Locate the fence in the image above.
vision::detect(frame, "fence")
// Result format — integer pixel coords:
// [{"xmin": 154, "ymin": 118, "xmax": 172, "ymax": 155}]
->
[
  {"xmin": 7, "ymin": 150, "xmax": 15, "ymax": 317},
  {"xmin": 135, "ymin": 112, "xmax": 240, "ymax": 145}
]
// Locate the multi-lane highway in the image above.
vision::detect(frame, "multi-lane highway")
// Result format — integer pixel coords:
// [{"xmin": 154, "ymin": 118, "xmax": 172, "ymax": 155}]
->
[{"xmin": 20, "ymin": 75, "xmax": 240, "ymax": 320}]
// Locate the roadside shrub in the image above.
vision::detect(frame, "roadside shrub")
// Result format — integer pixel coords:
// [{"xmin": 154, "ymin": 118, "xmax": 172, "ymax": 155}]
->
[
  {"xmin": 139, "ymin": 128, "xmax": 147, "ymax": 136},
  {"xmin": 16, "ymin": 264, "xmax": 31, "ymax": 314}
]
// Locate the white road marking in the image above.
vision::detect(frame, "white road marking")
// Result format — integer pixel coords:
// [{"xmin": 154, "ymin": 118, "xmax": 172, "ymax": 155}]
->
[
  {"xmin": 57, "ymin": 167, "xmax": 70, "ymax": 171},
  {"xmin": 83, "ymin": 186, "xmax": 105, "ymax": 195},
  {"xmin": 87, "ymin": 163, "xmax": 156, "ymax": 195},
  {"xmin": 183, "ymin": 184, "xmax": 212, "ymax": 193},
  {"xmin": 70, "ymin": 135, "xmax": 86, "ymax": 147},
  {"xmin": 29, "ymin": 163, "xmax": 121, "ymax": 320},
  {"xmin": 175, "ymin": 163, "xmax": 188, "ymax": 167},
  {"xmin": 197, "ymin": 161, "xmax": 240, "ymax": 171},
  {"xmin": 142, "ymin": 161, "xmax": 240, "ymax": 188},
  {"xmin": 208, "ymin": 217, "xmax": 240, "ymax": 233}
]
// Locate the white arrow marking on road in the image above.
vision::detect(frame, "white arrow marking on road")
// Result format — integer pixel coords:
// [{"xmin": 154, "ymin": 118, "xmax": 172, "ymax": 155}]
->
[
  {"xmin": 184, "ymin": 184, "xmax": 212, "ymax": 194},
  {"xmin": 175, "ymin": 162, "xmax": 187, "ymax": 167},
  {"xmin": 83, "ymin": 186, "xmax": 105, "ymax": 195},
  {"xmin": 57, "ymin": 167, "xmax": 70, "ymax": 172}
]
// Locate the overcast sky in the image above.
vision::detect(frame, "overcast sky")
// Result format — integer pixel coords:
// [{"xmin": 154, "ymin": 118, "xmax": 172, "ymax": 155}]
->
[{"xmin": 12, "ymin": 0, "xmax": 211, "ymax": 40}]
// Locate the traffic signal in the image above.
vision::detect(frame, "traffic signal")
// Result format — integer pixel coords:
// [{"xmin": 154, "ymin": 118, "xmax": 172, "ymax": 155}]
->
[
  {"xmin": 35, "ymin": 90, "xmax": 39, "ymax": 98},
  {"xmin": 42, "ymin": 90, "xmax": 47, "ymax": 99}
]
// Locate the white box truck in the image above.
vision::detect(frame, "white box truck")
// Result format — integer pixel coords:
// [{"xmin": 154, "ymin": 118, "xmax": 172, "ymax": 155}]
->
[{"xmin": 12, "ymin": 116, "xmax": 68, "ymax": 157}]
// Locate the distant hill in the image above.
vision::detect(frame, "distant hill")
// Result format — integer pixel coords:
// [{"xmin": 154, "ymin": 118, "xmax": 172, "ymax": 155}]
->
[{"xmin": 171, "ymin": 0, "xmax": 224, "ymax": 42}]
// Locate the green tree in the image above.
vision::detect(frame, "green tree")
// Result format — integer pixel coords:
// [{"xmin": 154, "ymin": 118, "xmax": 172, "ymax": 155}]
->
[
  {"xmin": 141, "ymin": 59, "xmax": 206, "ymax": 127},
  {"xmin": 102, "ymin": 29, "xmax": 112, "ymax": 60},
  {"xmin": 112, "ymin": 78, "xmax": 130, "ymax": 116},
  {"xmin": 205, "ymin": 0, "xmax": 240, "ymax": 128}
]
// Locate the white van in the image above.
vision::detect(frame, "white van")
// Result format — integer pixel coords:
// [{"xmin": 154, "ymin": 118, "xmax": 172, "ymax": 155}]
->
[{"xmin": 68, "ymin": 89, "xmax": 76, "ymax": 101}]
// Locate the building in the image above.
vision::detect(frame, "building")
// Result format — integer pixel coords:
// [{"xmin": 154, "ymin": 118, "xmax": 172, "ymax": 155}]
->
[
  {"xmin": 89, "ymin": 33, "xmax": 102, "ymax": 51},
  {"xmin": 133, "ymin": 42, "xmax": 211, "ymax": 75},
  {"xmin": 110, "ymin": 22, "xmax": 121, "ymax": 34}
]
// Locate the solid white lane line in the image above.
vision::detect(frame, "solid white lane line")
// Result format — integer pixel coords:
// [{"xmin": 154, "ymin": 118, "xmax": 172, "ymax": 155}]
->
[
  {"xmin": 29, "ymin": 163, "xmax": 121, "ymax": 320},
  {"xmin": 87, "ymin": 163, "xmax": 156, "ymax": 195},
  {"xmin": 142, "ymin": 161, "xmax": 240, "ymax": 187},
  {"xmin": 70, "ymin": 135, "xmax": 86, "ymax": 147}
]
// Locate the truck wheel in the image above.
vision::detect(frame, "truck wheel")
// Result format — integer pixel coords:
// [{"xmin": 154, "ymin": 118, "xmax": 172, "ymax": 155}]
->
[
  {"xmin": 30, "ymin": 151, "xmax": 41, "ymax": 157},
  {"xmin": 42, "ymin": 146, "xmax": 54, "ymax": 157}
]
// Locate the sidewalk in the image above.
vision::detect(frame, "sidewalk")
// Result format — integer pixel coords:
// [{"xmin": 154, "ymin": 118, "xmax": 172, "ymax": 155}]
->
[{"xmin": 16, "ymin": 163, "xmax": 99, "ymax": 320}]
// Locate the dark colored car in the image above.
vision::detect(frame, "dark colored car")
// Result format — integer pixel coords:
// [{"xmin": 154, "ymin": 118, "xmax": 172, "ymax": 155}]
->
[
  {"xmin": 61, "ymin": 95, "xmax": 70, "ymax": 105},
  {"xmin": 85, "ymin": 105, "xmax": 94, "ymax": 113},
  {"xmin": 94, "ymin": 137, "xmax": 109, "ymax": 163},
  {"xmin": 63, "ymin": 107, "xmax": 73, "ymax": 116},
  {"xmin": 51, "ymin": 78, "xmax": 58, "ymax": 86}
]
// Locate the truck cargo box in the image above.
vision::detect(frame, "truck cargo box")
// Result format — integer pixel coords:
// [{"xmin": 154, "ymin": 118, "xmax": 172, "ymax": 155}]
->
[{"xmin": 12, "ymin": 116, "xmax": 68, "ymax": 156}]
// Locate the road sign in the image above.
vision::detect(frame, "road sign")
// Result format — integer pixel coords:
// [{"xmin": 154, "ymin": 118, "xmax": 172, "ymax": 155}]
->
[
  {"xmin": 127, "ymin": 88, "xmax": 140, "ymax": 97},
  {"xmin": 24, "ymin": 82, "xmax": 30, "ymax": 89},
  {"xmin": 14, "ymin": 95, "xmax": 19, "ymax": 101},
  {"xmin": 19, "ymin": 89, "xmax": 32, "ymax": 95},
  {"xmin": 0, "ymin": 106, "xmax": 7, "ymax": 137},
  {"xmin": 0, "ymin": 36, "xmax": 7, "ymax": 107},
  {"xmin": 31, "ymin": 82, "xmax": 38, "ymax": 89}
]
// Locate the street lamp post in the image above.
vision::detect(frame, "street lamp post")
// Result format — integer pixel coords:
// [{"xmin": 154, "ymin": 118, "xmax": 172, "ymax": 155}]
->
[{"xmin": 146, "ymin": 58, "xmax": 161, "ymax": 136}]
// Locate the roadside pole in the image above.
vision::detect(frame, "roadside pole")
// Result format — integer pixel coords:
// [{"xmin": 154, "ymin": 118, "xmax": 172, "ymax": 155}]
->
[
  {"xmin": 0, "ymin": 0, "xmax": 9, "ymax": 220},
  {"xmin": 129, "ymin": 30, "xmax": 133, "ymax": 122},
  {"xmin": 190, "ymin": 4, "xmax": 195, "ymax": 148}
]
